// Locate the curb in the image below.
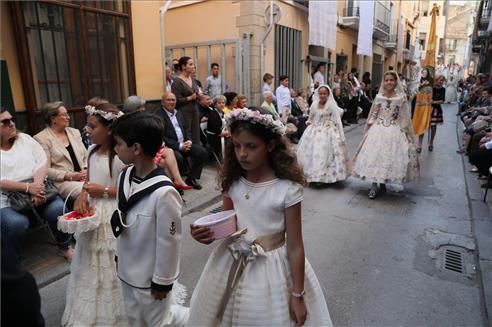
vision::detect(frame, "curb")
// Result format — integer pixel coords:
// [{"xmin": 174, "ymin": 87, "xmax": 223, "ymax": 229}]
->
[{"xmin": 456, "ymin": 120, "xmax": 492, "ymax": 325}]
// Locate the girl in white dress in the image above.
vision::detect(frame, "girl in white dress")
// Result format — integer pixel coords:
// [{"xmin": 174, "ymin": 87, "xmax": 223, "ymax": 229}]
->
[
  {"xmin": 297, "ymin": 85, "xmax": 349, "ymax": 184},
  {"xmin": 352, "ymin": 71, "xmax": 420, "ymax": 199},
  {"xmin": 189, "ymin": 108, "xmax": 332, "ymax": 326},
  {"xmin": 62, "ymin": 103, "xmax": 128, "ymax": 326}
]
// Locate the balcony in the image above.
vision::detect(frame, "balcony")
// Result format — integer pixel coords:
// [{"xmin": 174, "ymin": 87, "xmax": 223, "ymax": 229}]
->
[
  {"xmin": 341, "ymin": 6, "xmax": 360, "ymax": 30},
  {"xmin": 479, "ymin": 0, "xmax": 492, "ymax": 28},
  {"xmin": 373, "ymin": 1, "xmax": 390, "ymax": 40},
  {"xmin": 383, "ymin": 35, "xmax": 397, "ymax": 49}
]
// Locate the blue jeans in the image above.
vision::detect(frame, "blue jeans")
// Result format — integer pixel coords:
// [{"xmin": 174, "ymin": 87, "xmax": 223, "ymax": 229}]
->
[{"xmin": 1, "ymin": 195, "xmax": 71, "ymax": 266}]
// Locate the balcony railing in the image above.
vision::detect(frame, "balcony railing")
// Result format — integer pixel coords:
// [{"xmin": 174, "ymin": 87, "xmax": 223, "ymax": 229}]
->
[
  {"xmin": 480, "ymin": 0, "xmax": 492, "ymax": 27},
  {"xmin": 374, "ymin": 1, "xmax": 390, "ymax": 38},
  {"xmin": 343, "ymin": 6, "xmax": 360, "ymax": 17},
  {"xmin": 383, "ymin": 34, "xmax": 397, "ymax": 49}
]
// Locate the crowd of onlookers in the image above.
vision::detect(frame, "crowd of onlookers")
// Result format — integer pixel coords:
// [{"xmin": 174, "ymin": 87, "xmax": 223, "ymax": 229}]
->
[
  {"xmin": 457, "ymin": 73, "xmax": 492, "ymax": 188},
  {"xmin": 0, "ymin": 56, "xmax": 383, "ymax": 281}
]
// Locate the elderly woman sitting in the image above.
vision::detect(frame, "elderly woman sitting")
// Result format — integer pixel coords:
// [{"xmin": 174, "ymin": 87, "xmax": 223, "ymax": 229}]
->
[
  {"xmin": 0, "ymin": 108, "xmax": 73, "ymax": 263},
  {"xmin": 34, "ymin": 102, "xmax": 87, "ymax": 200},
  {"xmin": 261, "ymin": 91, "xmax": 279, "ymax": 119}
]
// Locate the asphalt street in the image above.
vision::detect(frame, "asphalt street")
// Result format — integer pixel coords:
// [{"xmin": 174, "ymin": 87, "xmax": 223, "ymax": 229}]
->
[{"xmin": 40, "ymin": 103, "xmax": 486, "ymax": 326}]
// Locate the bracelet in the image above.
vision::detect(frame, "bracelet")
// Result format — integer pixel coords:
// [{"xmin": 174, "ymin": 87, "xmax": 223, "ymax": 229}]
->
[
  {"xmin": 291, "ymin": 290, "xmax": 305, "ymax": 298},
  {"xmin": 25, "ymin": 183, "xmax": 30, "ymax": 194}
]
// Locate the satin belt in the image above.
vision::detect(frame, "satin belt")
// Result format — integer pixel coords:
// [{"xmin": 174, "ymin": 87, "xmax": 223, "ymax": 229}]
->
[{"xmin": 216, "ymin": 230, "xmax": 286, "ymax": 320}]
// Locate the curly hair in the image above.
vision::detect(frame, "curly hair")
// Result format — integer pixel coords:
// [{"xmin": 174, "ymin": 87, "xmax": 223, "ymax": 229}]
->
[{"xmin": 219, "ymin": 120, "xmax": 306, "ymax": 192}]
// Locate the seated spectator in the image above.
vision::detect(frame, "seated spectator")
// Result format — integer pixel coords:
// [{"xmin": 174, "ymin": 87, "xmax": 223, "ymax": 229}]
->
[
  {"xmin": 261, "ymin": 91, "xmax": 279, "ymax": 119},
  {"xmin": 34, "ymin": 101, "xmax": 87, "ymax": 200},
  {"xmin": 122, "ymin": 95, "xmax": 192, "ymax": 191},
  {"xmin": 333, "ymin": 86, "xmax": 350, "ymax": 126},
  {"xmin": 469, "ymin": 133, "xmax": 492, "ymax": 188},
  {"xmin": 290, "ymin": 88, "xmax": 308, "ymax": 139},
  {"xmin": 156, "ymin": 92, "xmax": 208, "ymax": 189},
  {"xmin": 122, "ymin": 95, "xmax": 146, "ymax": 113},
  {"xmin": 223, "ymin": 92, "xmax": 238, "ymax": 114},
  {"xmin": 198, "ymin": 94, "xmax": 213, "ymax": 147},
  {"xmin": 0, "ymin": 108, "xmax": 73, "ymax": 264},
  {"xmin": 359, "ymin": 82, "xmax": 373, "ymax": 119},
  {"xmin": 235, "ymin": 95, "xmax": 248, "ymax": 109},
  {"xmin": 295, "ymin": 89, "xmax": 310, "ymax": 116},
  {"xmin": 205, "ymin": 95, "xmax": 227, "ymax": 161}
]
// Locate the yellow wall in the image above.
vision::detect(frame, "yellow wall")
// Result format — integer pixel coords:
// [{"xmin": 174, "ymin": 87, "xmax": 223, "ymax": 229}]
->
[
  {"xmin": 131, "ymin": 1, "xmax": 165, "ymax": 100},
  {"xmin": 1, "ymin": 2, "xmax": 26, "ymax": 110}
]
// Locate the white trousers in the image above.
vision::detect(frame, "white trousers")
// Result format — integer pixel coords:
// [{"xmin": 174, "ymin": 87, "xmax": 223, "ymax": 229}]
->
[{"xmin": 121, "ymin": 283, "xmax": 189, "ymax": 327}]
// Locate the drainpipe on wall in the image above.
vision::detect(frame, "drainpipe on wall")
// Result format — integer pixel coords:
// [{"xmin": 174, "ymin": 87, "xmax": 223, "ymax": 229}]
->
[
  {"xmin": 160, "ymin": 0, "xmax": 172, "ymax": 91},
  {"xmin": 260, "ymin": 0, "xmax": 274, "ymax": 96}
]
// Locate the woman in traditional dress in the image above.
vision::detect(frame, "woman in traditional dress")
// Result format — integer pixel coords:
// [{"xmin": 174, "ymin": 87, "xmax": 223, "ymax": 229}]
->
[
  {"xmin": 412, "ymin": 67, "xmax": 434, "ymax": 153},
  {"xmin": 296, "ymin": 85, "xmax": 349, "ymax": 185},
  {"xmin": 352, "ymin": 71, "xmax": 420, "ymax": 199},
  {"xmin": 428, "ymin": 75, "xmax": 446, "ymax": 151}
]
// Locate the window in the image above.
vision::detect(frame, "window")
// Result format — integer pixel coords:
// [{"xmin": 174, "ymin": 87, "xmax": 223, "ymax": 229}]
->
[
  {"xmin": 419, "ymin": 33, "xmax": 427, "ymax": 50},
  {"xmin": 274, "ymin": 25, "xmax": 302, "ymax": 90},
  {"xmin": 12, "ymin": 1, "xmax": 135, "ymax": 109}
]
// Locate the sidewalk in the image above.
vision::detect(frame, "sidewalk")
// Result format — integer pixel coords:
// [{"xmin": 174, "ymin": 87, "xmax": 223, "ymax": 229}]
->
[{"xmin": 457, "ymin": 113, "xmax": 492, "ymax": 323}]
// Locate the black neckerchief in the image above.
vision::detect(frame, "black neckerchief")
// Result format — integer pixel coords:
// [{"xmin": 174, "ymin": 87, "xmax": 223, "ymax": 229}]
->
[{"xmin": 111, "ymin": 166, "xmax": 173, "ymax": 237}]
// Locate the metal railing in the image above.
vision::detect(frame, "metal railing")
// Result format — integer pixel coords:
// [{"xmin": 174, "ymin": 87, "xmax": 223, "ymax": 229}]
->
[
  {"xmin": 374, "ymin": 1, "xmax": 390, "ymax": 34},
  {"xmin": 343, "ymin": 6, "xmax": 360, "ymax": 17},
  {"xmin": 386, "ymin": 34, "xmax": 397, "ymax": 43}
]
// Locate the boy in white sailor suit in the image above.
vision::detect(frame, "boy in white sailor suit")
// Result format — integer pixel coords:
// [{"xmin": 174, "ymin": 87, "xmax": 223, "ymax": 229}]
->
[{"xmin": 111, "ymin": 112, "xmax": 189, "ymax": 326}]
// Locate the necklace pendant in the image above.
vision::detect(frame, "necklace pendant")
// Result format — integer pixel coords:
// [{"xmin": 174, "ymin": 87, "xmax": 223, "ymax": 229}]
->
[{"xmin": 245, "ymin": 193, "xmax": 250, "ymax": 200}]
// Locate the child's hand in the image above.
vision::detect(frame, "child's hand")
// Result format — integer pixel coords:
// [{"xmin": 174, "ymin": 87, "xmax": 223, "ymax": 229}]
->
[
  {"xmin": 83, "ymin": 182, "xmax": 104, "ymax": 198},
  {"xmin": 289, "ymin": 296, "xmax": 307, "ymax": 326},
  {"xmin": 151, "ymin": 289, "xmax": 169, "ymax": 300},
  {"xmin": 190, "ymin": 224, "xmax": 214, "ymax": 244},
  {"xmin": 74, "ymin": 192, "xmax": 90, "ymax": 215}
]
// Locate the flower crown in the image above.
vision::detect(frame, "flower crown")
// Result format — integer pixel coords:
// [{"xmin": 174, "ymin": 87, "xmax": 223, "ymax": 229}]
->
[
  {"xmin": 225, "ymin": 108, "xmax": 286, "ymax": 135},
  {"xmin": 85, "ymin": 105, "xmax": 123, "ymax": 121}
]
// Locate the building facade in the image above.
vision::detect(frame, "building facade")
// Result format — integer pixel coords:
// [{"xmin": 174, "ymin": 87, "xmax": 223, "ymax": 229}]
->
[
  {"xmin": 471, "ymin": 0, "xmax": 492, "ymax": 74},
  {"xmin": 1, "ymin": 0, "xmax": 423, "ymax": 133}
]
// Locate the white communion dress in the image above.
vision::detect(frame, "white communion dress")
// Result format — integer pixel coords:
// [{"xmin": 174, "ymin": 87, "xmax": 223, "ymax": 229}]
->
[
  {"xmin": 296, "ymin": 100, "xmax": 349, "ymax": 183},
  {"xmin": 187, "ymin": 177, "xmax": 332, "ymax": 326},
  {"xmin": 62, "ymin": 149, "xmax": 129, "ymax": 326},
  {"xmin": 352, "ymin": 94, "xmax": 420, "ymax": 184}
]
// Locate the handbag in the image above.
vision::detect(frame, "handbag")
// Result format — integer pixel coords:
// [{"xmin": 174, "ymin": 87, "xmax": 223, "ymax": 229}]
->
[{"xmin": 7, "ymin": 178, "xmax": 59, "ymax": 212}]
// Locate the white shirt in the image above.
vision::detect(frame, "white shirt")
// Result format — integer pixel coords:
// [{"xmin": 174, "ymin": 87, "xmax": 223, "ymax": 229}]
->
[
  {"xmin": 275, "ymin": 85, "xmax": 291, "ymax": 113},
  {"xmin": 313, "ymin": 71, "xmax": 325, "ymax": 85},
  {"xmin": 1, "ymin": 133, "xmax": 47, "ymax": 208},
  {"xmin": 165, "ymin": 109, "xmax": 185, "ymax": 147}
]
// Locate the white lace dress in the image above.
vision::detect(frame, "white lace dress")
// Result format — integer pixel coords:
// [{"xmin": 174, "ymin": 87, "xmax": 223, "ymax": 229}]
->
[
  {"xmin": 352, "ymin": 94, "xmax": 420, "ymax": 184},
  {"xmin": 187, "ymin": 178, "xmax": 332, "ymax": 326},
  {"xmin": 296, "ymin": 102, "xmax": 349, "ymax": 183},
  {"xmin": 62, "ymin": 149, "xmax": 128, "ymax": 326}
]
